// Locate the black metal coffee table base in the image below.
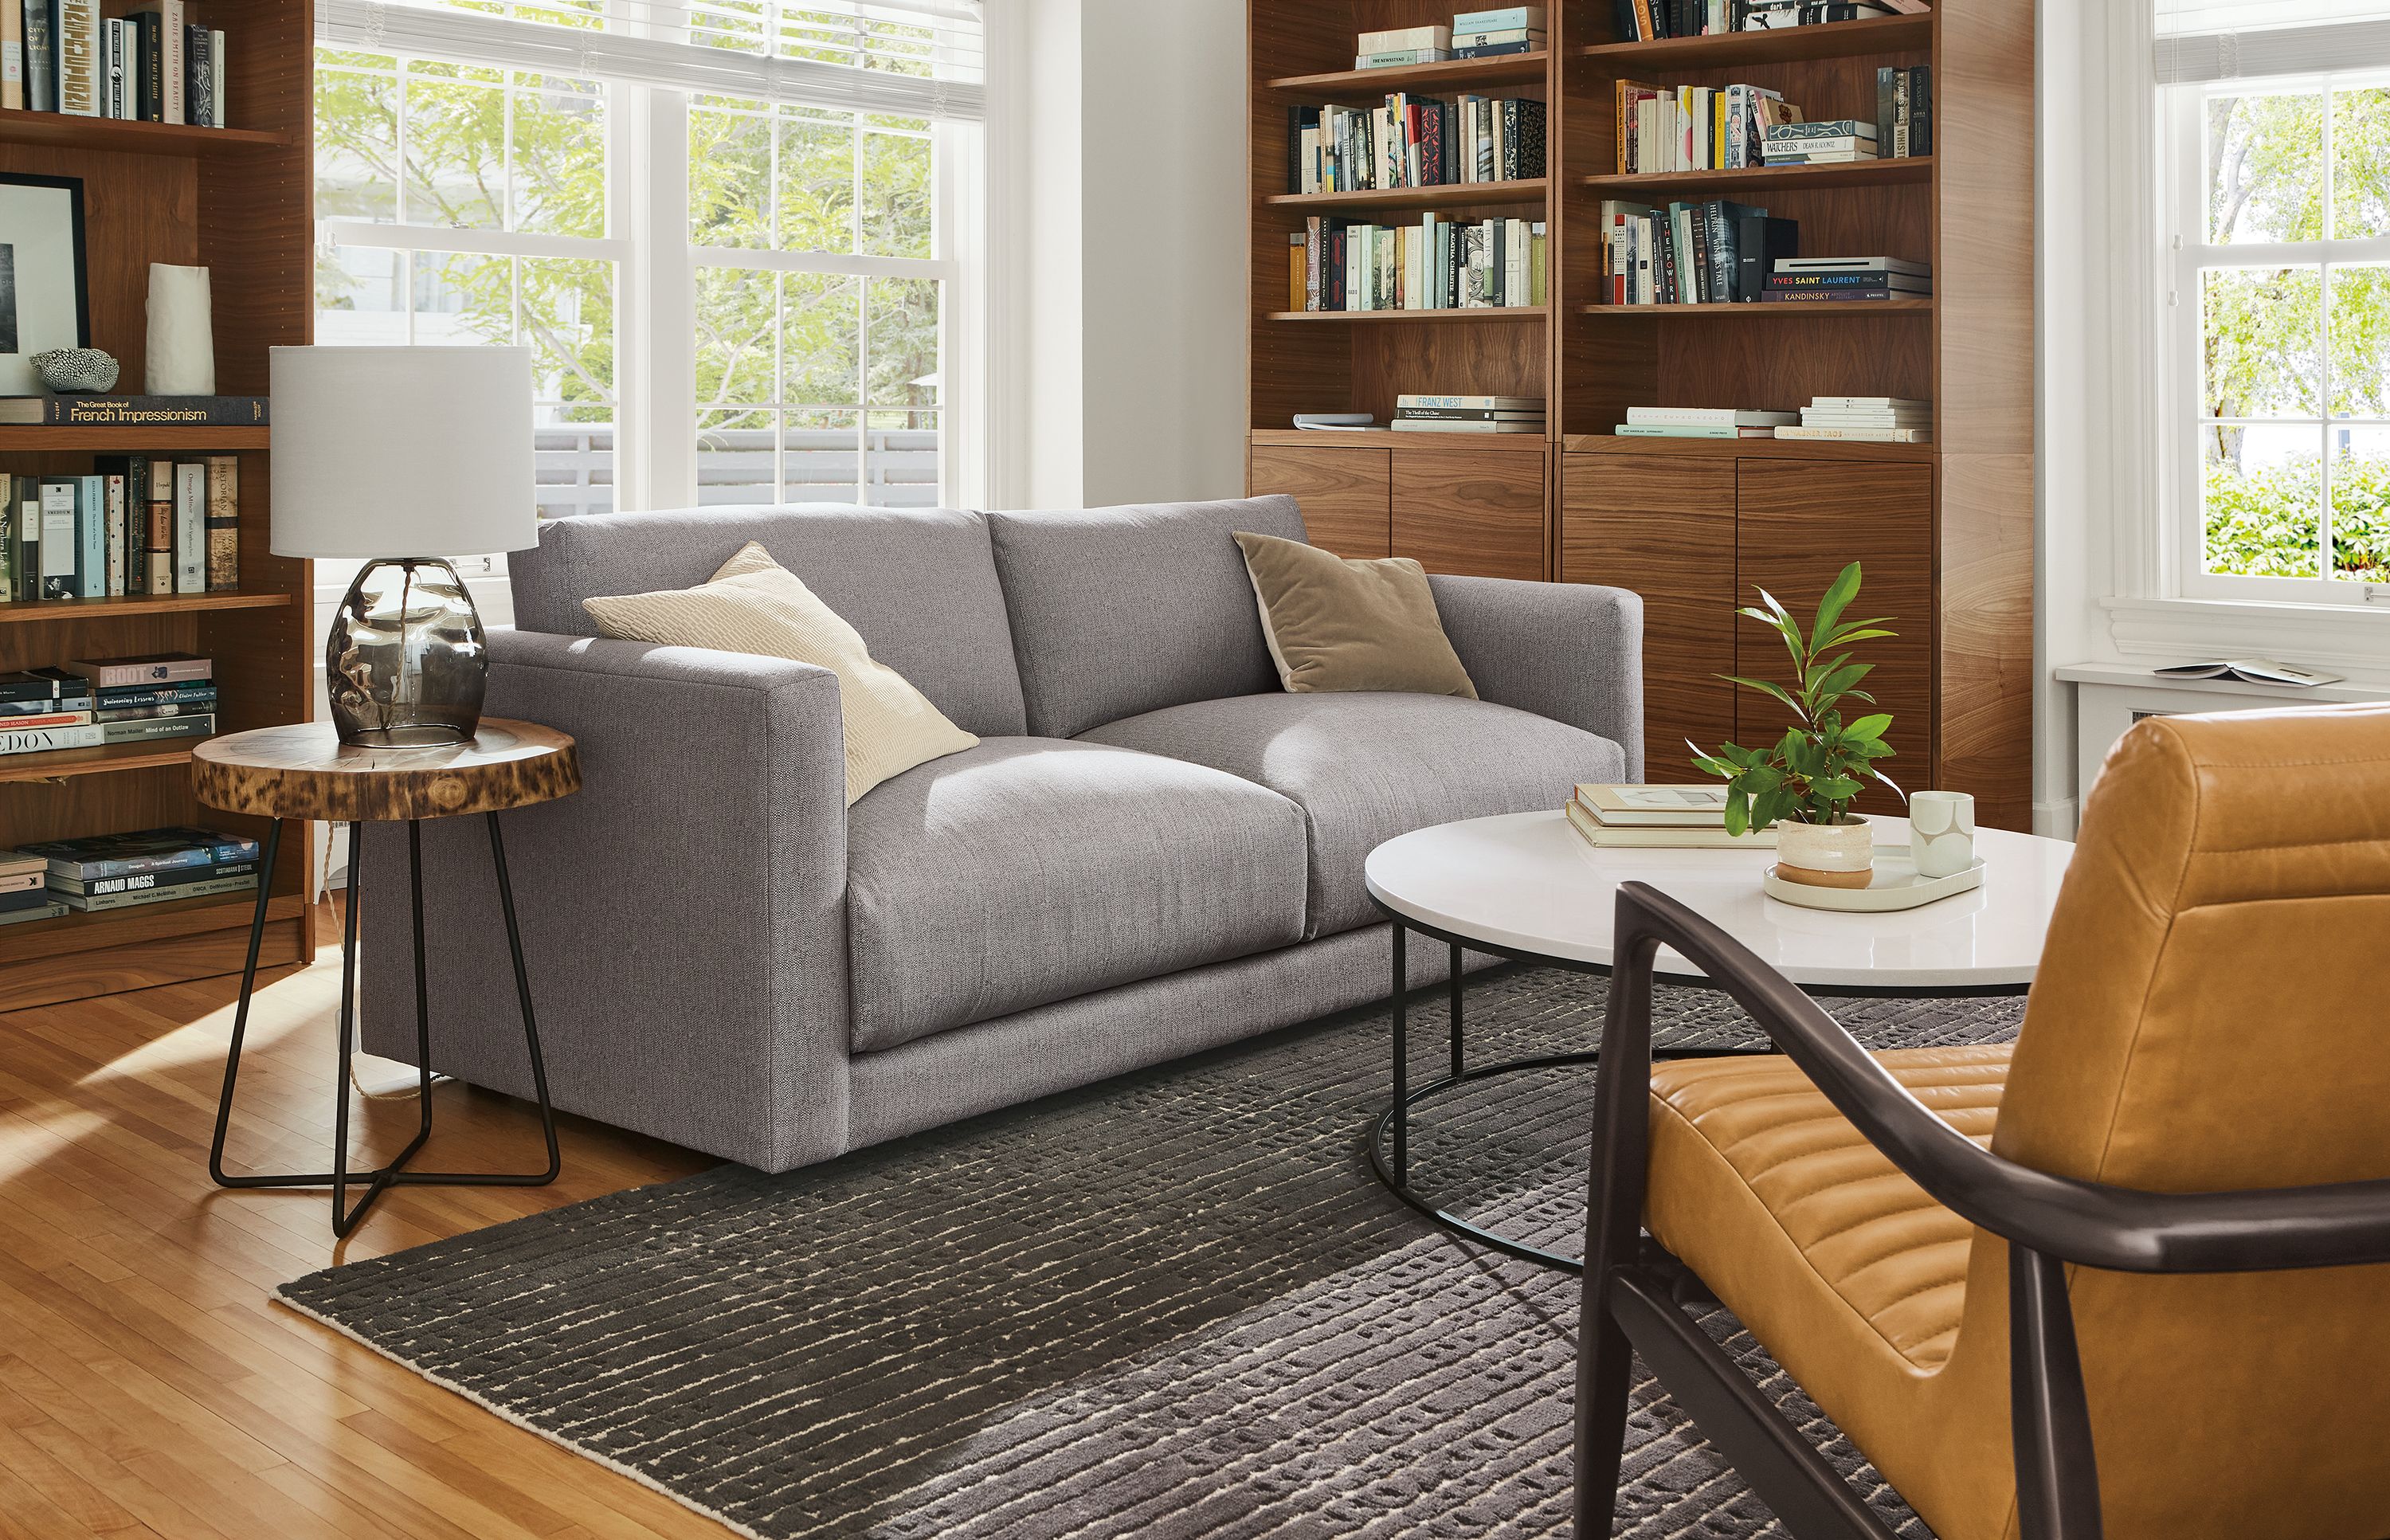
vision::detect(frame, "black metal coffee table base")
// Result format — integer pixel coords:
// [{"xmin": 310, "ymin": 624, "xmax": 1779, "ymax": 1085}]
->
[
  {"xmin": 206, "ymin": 815, "xmax": 562, "ymax": 1237},
  {"xmin": 1366, "ymin": 910, "xmax": 1795, "ymax": 1273}
]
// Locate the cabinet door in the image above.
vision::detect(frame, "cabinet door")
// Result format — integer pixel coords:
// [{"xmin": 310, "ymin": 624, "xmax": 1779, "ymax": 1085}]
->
[
  {"xmin": 1392, "ymin": 449, "xmax": 1546, "ymax": 580},
  {"xmin": 1735, "ymin": 459, "xmax": 1934, "ymax": 814},
  {"xmin": 1248, "ymin": 445, "xmax": 1390, "ymax": 559},
  {"xmin": 1561, "ymin": 455, "xmax": 1738, "ymax": 776}
]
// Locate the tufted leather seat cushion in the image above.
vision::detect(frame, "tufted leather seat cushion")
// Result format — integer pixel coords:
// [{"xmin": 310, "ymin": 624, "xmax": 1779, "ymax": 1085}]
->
[{"xmin": 1647, "ymin": 1044, "xmax": 2010, "ymax": 1370}]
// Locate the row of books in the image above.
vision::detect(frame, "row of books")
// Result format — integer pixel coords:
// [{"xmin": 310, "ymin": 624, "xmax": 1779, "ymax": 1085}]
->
[
  {"xmin": 0, "ymin": 824, "xmax": 260, "ymax": 926},
  {"xmin": 1607, "ymin": 0, "xmax": 1918, "ymax": 38},
  {"xmin": 1597, "ymin": 197, "xmax": 1794, "ymax": 305},
  {"xmin": 1393, "ymin": 393, "xmax": 1544, "ymax": 436},
  {"xmin": 1615, "ymin": 80, "xmax": 1797, "ymax": 174},
  {"xmin": 1612, "ymin": 398, "xmax": 1932, "ymax": 444},
  {"xmin": 0, "ymin": 652, "xmax": 219, "ymax": 758},
  {"xmin": 1357, "ymin": 6, "xmax": 1546, "ymax": 67},
  {"xmin": 1874, "ymin": 67, "xmax": 1934, "ymax": 159},
  {"xmin": 1289, "ymin": 215, "xmax": 1547, "ymax": 313},
  {"xmin": 2, "ymin": 457, "xmax": 238, "ymax": 602},
  {"xmin": 5, "ymin": 0, "xmax": 227, "ymax": 124},
  {"xmin": 1565, "ymin": 783, "xmax": 1775, "ymax": 848},
  {"xmin": 1288, "ymin": 93, "xmax": 1546, "ymax": 194}
]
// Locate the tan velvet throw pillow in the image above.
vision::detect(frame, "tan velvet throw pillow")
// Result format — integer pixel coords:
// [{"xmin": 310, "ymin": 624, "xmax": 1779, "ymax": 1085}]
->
[
  {"xmin": 583, "ymin": 541, "xmax": 977, "ymax": 805},
  {"xmin": 1232, "ymin": 530, "xmax": 1478, "ymax": 699}
]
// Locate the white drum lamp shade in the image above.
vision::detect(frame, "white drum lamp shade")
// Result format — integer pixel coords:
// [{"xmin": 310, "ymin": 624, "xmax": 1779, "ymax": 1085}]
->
[{"xmin": 269, "ymin": 345, "xmax": 539, "ymax": 558}]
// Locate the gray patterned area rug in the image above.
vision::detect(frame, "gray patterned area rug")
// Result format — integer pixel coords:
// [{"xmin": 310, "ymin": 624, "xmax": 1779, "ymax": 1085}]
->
[{"xmin": 279, "ymin": 968, "xmax": 2020, "ymax": 1540}]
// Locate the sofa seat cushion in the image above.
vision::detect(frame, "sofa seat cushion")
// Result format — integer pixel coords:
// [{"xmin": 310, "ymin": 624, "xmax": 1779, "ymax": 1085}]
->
[
  {"xmin": 845, "ymin": 737, "xmax": 1311, "ymax": 1053},
  {"xmin": 1079, "ymin": 693, "xmax": 1627, "ymax": 939}
]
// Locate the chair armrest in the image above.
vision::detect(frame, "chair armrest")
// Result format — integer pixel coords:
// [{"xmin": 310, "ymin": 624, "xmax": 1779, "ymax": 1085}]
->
[
  {"xmin": 358, "ymin": 628, "xmax": 856, "ymax": 1171},
  {"xmin": 1428, "ymin": 575, "xmax": 1645, "ymax": 780},
  {"xmin": 1607, "ymin": 881, "xmax": 2390, "ymax": 1275}
]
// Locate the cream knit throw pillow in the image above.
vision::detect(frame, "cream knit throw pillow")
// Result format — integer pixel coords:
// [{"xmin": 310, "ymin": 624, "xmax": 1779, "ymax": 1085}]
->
[{"xmin": 584, "ymin": 541, "xmax": 977, "ymax": 805}]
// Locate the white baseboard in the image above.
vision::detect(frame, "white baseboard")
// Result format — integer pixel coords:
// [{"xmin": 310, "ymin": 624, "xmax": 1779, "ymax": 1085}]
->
[{"xmin": 2032, "ymin": 800, "xmax": 2079, "ymax": 841}]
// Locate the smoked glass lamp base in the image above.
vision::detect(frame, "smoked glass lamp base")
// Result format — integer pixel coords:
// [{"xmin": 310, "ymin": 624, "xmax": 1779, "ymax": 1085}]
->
[{"xmin": 326, "ymin": 557, "xmax": 491, "ymax": 747}]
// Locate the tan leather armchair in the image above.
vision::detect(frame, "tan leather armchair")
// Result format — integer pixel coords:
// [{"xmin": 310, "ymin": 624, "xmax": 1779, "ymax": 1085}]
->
[{"xmin": 1575, "ymin": 705, "xmax": 2390, "ymax": 1540}]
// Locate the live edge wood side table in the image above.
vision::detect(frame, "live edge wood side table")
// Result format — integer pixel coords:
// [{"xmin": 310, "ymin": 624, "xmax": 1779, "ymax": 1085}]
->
[{"xmin": 192, "ymin": 719, "xmax": 582, "ymax": 1236}]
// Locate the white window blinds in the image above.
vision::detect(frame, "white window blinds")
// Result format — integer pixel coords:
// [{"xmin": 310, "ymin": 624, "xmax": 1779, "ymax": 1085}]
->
[
  {"xmin": 2157, "ymin": 1, "xmax": 2390, "ymax": 82},
  {"xmin": 318, "ymin": 0, "xmax": 985, "ymax": 120}
]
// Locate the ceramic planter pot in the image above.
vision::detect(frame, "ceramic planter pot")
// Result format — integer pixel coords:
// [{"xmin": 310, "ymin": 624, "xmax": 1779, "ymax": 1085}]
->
[{"xmin": 1775, "ymin": 816, "xmax": 1874, "ymax": 889}]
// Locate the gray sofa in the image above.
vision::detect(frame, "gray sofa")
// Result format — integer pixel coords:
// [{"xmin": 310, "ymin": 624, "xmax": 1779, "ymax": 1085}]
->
[{"xmin": 359, "ymin": 495, "xmax": 1642, "ymax": 1172}]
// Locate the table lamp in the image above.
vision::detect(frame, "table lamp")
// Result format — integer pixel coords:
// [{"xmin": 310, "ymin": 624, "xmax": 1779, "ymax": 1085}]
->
[{"xmin": 271, "ymin": 347, "xmax": 538, "ymax": 746}]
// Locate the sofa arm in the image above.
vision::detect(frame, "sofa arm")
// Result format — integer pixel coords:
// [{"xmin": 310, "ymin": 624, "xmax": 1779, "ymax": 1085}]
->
[
  {"xmin": 358, "ymin": 627, "xmax": 854, "ymax": 1172},
  {"xmin": 1429, "ymin": 574, "xmax": 1645, "ymax": 781}
]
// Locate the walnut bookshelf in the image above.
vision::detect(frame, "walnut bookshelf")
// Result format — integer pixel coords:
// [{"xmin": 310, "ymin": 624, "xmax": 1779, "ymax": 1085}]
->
[
  {"xmin": 0, "ymin": 0, "xmax": 316, "ymax": 1011},
  {"xmin": 1245, "ymin": 0, "xmax": 2035, "ymax": 828}
]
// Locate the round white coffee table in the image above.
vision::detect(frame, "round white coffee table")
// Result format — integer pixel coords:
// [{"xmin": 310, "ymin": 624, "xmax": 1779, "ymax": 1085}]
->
[{"xmin": 1362, "ymin": 809, "xmax": 2075, "ymax": 1270}]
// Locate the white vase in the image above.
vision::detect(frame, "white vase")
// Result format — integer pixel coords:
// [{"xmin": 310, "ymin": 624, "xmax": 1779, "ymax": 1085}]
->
[
  {"xmin": 147, "ymin": 264, "xmax": 215, "ymax": 394},
  {"xmin": 1775, "ymin": 816, "xmax": 1874, "ymax": 889},
  {"xmin": 1908, "ymin": 790, "xmax": 1978, "ymax": 878}
]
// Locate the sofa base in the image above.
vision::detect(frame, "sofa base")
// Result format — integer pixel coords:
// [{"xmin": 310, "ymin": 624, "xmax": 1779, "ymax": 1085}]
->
[{"xmin": 365, "ymin": 896, "xmax": 1501, "ymax": 1173}]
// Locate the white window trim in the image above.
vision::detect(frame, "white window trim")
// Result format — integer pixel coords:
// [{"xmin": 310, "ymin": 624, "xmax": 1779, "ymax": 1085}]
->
[
  {"xmin": 314, "ymin": 0, "xmax": 987, "ymax": 519},
  {"xmin": 2074, "ymin": 1, "xmax": 2390, "ymax": 676},
  {"xmin": 2159, "ymin": 69, "xmax": 2390, "ymax": 609}
]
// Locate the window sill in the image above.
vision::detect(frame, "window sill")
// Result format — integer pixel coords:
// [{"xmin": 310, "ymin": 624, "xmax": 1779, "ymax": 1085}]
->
[{"xmin": 2099, "ymin": 594, "xmax": 2390, "ymax": 685}]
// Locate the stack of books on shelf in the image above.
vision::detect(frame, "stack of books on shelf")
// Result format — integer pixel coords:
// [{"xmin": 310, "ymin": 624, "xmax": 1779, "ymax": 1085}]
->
[
  {"xmin": 0, "ymin": 439, "xmax": 251, "ymax": 601},
  {"xmin": 0, "ymin": 848, "xmax": 59, "ymax": 928},
  {"xmin": 1393, "ymin": 394, "xmax": 1545, "ymax": 434},
  {"xmin": 1596, "ymin": 197, "xmax": 1795, "ymax": 304},
  {"xmin": 1760, "ymin": 255, "xmax": 1930, "ymax": 304},
  {"xmin": 1614, "ymin": 80, "xmax": 1800, "ymax": 173},
  {"xmin": 1615, "ymin": 406, "xmax": 1796, "ymax": 440},
  {"xmin": 1355, "ymin": 6, "xmax": 1545, "ymax": 67},
  {"xmin": 1564, "ymin": 783, "xmax": 1777, "ymax": 848},
  {"xmin": 1761, "ymin": 119, "xmax": 1878, "ymax": 165},
  {"xmin": 1291, "ymin": 215, "xmax": 1546, "ymax": 312},
  {"xmin": 1288, "ymin": 92, "xmax": 1546, "ymax": 192},
  {"xmin": 0, "ymin": 652, "xmax": 217, "ymax": 758},
  {"xmin": 1608, "ymin": 0, "xmax": 1916, "ymax": 41},
  {"xmin": 1777, "ymin": 397, "xmax": 1932, "ymax": 442},
  {"xmin": 10, "ymin": 825, "xmax": 261, "ymax": 915},
  {"xmin": 5, "ymin": 0, "xmax": 229, "ymax": 124},
  {"xmin": 1875, "ymin": 65, "xmax": 1934, "ymax": 157}
]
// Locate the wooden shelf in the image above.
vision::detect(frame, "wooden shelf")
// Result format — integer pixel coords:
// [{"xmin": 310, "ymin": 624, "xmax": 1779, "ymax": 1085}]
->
[
  {"xmin": 1562, "ymin": 433, "xmax": 1935, "ymax": 461},
  {"xmin": 1267, "ymin": 307, "xmax": 1546, "ymax": 323},
  {"xmin": 1264, "ymin": 178, "xmax": 1548, "ymax": 214},
  {"xmin": 1578, "ymin": 299, "xmax": 1934, "ymax": 317},
  {"xmin": 0, "ymin": 739, "xmax": 209, "ymax": 786},
  {"xmin": 1248, "ymin": 428, "xmax": 1549, "ymax": 454},
  {"xmin": 1, "ymin": 888, "xmax": 299, "ymax": 966},
  {"xmin": 0, "ymin": 424, "xmax": 271, "ymax": 449},
  {"xmin": 1264, "ymin": 52, "xmax": 1550, "ymax": 99},
  {"xmin": 1580, "ymin": 157, "xmax": 1934, "ymax": 196},
  {"xmin": 0, "ymin": 108, "xmax": 288, "ymax": 156},
  {"xmin": 0, "ymin": 591, "xmax": 292, "ymax": 625},
  {"xmin": 1577, "ymin": 13, "xmax": 1931, "ymax": 69}
]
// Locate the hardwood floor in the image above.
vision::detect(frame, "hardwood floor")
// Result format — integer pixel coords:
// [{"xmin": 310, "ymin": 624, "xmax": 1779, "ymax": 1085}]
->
[{"xmin": 0, "ymin": 899, "xmax": 728, "ymax": 1539}]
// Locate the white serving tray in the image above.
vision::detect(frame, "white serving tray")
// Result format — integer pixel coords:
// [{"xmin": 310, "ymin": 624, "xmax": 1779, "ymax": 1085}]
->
[{"xmin": 1762, "ymin": 856, "xmax": 1987, "ymax": 913}]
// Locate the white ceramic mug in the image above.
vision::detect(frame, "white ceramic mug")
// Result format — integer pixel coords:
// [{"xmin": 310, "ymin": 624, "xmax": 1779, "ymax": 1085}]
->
[{"xmin": 1909, "ymin": 791, "xmax": 1977, "ymax": 878}]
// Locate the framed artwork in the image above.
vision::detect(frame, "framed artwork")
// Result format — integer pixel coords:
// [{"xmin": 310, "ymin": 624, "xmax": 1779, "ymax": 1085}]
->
[{"xmin": 0, "ymin": 173, "xmax": 91, "ymax": 395}]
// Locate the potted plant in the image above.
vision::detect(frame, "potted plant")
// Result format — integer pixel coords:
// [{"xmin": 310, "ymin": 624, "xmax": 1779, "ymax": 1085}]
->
[{"xmin": 1690, "ymin": 562, "xmax": 1901, "ymax": 889}]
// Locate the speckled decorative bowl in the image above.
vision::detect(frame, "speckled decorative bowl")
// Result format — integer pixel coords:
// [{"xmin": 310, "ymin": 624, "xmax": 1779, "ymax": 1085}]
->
[{"xmin": 30, "ymin": 347, "xmax": 120, "ymax": 393}]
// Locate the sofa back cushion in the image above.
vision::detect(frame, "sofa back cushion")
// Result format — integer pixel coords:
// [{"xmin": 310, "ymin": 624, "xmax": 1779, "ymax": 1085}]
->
[
  {"xmin": 510, "ymin": 504, "xmax": 1028, "ymax": 736},
  {"xmin": 986, "ymin": 496, "xmax": 1308, "ymax": 739}
]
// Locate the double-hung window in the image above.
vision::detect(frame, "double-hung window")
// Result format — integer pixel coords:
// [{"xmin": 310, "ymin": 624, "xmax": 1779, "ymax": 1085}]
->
[
  {"xmin": 312, "ymin": 0, "xmax": 985, "ymax": 527},
  {"xmin": 2158, "ymin": 2, "xmax": 2390, "ymax": 603}
]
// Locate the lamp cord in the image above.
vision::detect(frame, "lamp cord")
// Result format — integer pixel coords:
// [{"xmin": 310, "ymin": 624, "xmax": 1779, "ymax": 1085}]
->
[{"xmin": 331, "ymin": 820, "xmax": 449, "ymax": 1102}]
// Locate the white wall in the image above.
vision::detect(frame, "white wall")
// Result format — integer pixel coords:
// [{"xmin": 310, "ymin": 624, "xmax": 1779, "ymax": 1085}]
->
[{"xmin": 1000, "ymin": 0, "xmax": 1248, "ymax": 510}]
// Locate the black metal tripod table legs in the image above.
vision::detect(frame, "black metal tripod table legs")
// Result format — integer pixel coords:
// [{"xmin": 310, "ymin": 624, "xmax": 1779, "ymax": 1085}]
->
[{"xmin": 207, "ymin": 813, "xmax": 562, "ymax": 1237}]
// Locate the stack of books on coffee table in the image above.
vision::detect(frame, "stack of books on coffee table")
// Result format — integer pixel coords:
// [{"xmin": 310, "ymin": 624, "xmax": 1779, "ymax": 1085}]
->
[{"xmin": 1564, "ymin": 783, "xmax": 1778, "ymax": 848}]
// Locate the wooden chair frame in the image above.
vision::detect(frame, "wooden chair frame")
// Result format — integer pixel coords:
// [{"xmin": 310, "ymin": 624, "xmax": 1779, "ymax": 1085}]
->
[{"xmin": 1576, "ymin": 882, "xmax": 2390, "ymax": 1540}]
